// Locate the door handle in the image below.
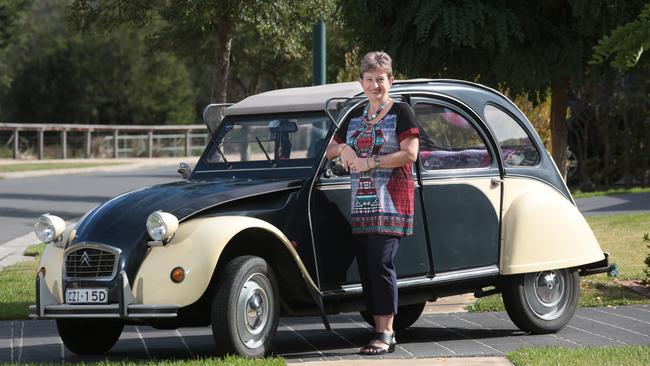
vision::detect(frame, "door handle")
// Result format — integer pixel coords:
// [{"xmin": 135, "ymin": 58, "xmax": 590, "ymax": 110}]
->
[{"xmin": 491, "ymin": 177, "xmax": 503, "ymax": 186}]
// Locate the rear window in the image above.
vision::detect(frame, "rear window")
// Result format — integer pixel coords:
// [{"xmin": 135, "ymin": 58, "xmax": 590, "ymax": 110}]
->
[{"xmin": 483, "ymin": 105, "xmax": 540, "ymax": 167}]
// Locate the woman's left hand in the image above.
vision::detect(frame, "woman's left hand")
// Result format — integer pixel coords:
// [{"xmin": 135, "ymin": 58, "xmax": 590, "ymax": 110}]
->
[{"xmin": 348, "ymin": 157, "xmax": 371, "ymax": 173}]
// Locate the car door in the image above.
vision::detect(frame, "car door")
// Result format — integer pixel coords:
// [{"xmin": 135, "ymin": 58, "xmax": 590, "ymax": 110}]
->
[
  {"xmin": 413, "ymin": 98, "xmax": 502, "ymax": 274},
  {"xmin": 309, "ymin": 102, "xmax": 431, "ymax": 292}
]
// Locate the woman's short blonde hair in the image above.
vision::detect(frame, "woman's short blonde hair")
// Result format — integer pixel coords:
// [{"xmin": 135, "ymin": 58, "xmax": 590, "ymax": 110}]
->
[{"xmin": 359, "ymin": 51, "xmax": 393, "ymax": 78}]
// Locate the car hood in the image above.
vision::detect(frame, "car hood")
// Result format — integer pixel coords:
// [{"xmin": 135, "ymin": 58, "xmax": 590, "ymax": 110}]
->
[{"xmin": 70, "ymin": 178, "xmax": 302, "ymax": 281}]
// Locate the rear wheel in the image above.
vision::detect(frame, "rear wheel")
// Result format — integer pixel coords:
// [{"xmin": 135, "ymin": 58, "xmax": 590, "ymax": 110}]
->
[
  {"xmin": 502, "ymin": 268, "xmax": 579, "ymax": 334},
  {"xmin": 56, "ymin": 319, "xmax": 123, "ymax": 355},
  {"xmin": 360, "ymin": 302, "xmax": 426, "ymax": 330},
  {"xmin": 211, "ymin": 256, "xmax": 280, "ymax": 357}
]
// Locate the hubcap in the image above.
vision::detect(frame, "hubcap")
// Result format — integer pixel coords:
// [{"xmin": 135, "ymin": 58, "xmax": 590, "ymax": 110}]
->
[
  {"xmin": 523, "ymin": 269, "xmax": 571, "ymax": 320},
  {"xmin": 236, "ymin": 273, "xmax": 273, "ymax": 349}
]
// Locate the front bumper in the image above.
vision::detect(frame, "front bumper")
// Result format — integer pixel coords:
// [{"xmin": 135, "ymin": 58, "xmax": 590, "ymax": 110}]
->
[{"xmin": 30, "ymin": 270, "xmax": 179, "ymax": 319}]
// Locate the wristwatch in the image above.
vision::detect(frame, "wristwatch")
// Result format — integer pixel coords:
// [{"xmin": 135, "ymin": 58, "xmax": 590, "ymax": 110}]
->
[{"xmin": 374, "ymin": 155, "xmax": 381, "ymax": 168}]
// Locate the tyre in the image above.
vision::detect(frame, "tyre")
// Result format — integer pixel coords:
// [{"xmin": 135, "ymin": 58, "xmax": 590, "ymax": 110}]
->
[
  {"xmin": 56, "ymin": 319, "xmax": 123, "ymax": 355},
  {"xmin": 502, "ymin": 268, "xmax": 579, "ymax": 334},
  {"xmin": 211, "ymin": 255, "xmax": 280, "ymax": 357},
  {"xmin": 360, "ymin": 302, "xmax": 426, "ymax": 330}
]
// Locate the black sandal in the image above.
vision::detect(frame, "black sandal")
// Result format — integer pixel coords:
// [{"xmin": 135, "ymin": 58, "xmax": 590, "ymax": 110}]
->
[{"xmin": 359, "ymin": 332, "xmax": 396, "ymax": 355}]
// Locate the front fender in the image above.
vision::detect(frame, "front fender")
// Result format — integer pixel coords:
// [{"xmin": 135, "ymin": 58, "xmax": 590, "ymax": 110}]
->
[
  {"xmin": 37, "ymin": 245, "xmax": 65, "ymax": 303},
  {"xmin": 133, "ymin": 215, "xmax": 317, "ymax": 307},
  {"xmin": 500, "ymin": 184, "xmax": 604, "ymax": 275}
]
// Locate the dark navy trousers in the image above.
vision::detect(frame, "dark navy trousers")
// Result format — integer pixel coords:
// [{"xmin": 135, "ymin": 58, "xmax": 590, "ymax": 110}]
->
[{"xmin": 355, "ymin": 234, "xmax": 400, "ymax": 316}]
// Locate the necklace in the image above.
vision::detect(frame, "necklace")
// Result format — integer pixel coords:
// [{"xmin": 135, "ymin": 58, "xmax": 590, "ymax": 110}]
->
[{"xmin": 363, "ymin": 99, "xmax": 389, "ymax": 122}]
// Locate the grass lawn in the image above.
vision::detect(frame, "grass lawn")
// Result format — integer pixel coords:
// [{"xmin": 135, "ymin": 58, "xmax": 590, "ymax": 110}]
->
[
  {"xmin": 468, "ymin": 212, "xmax": 650, "ymax": 312},
  {"xmin": 0, "ymin": 260, "xmax": 37, "ymax": 320},
  {"xmin": 572, "ymin": 187, "xmax": 650, "ymax": 199},
  {"xmin": 0, "ymin": 162, "xmax": 124, "ymax": 173},
  {"xmin": 507, "ymin": 345, "xmax": 650, "ymax": 366}
]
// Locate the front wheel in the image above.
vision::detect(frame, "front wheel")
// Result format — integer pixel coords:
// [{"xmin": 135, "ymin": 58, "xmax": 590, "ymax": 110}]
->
[
  {"xmin": 211, "ymin": 256, "xmax": 280, "ymax": 358},
  {"xmin": 502, "ymin": 268, "xmax": 579, "ymax": 334},
  {"xmin": 56, "ymin": 319, "xmax": 123, "ymax": 355}
]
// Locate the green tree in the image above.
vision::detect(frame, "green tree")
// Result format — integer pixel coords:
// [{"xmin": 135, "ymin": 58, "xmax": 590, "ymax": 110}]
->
[
  {"xmin": 1, "ymin": 0, "xmax": 195, "ymax": 124},
  {"xmin": 592, "ymin": 1, "xmax": 650, "ymax": 70},
  {"xmin": 342, "ymin": 0, "xmax": 643, "ymax": 178},
  {"xmin": 0, "ymin": 0, "xmax": 30, "ymax": 95},
  {"xmin": 69, "ymin": 0, "xmax": 337, "ymax": 103}
]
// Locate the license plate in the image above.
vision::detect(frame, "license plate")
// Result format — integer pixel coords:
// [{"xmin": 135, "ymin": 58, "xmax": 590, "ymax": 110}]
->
[{"xmin": 65, "ymin": 288, "xmax": 108, "ymax": 304}]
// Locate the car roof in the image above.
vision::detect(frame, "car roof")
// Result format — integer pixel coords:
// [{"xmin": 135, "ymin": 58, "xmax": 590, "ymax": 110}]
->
[{"xmin": 224, "ymin": 81, "xmax": 363, "ymax": 116}]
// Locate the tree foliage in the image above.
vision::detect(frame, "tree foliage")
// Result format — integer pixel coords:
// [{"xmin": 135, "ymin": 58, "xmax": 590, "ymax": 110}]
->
[
  {"xmin": 0, "ymin": 0, "xmax": 195, "ymax": 124},
  {"xmin": 68, "ymin": 0, "xmax": 339, "ymax": 102},
  {"xmin": 592, "ymin": 1, "xmax": 650, "ymax": 70},
  {"xmin": 342, "ymin": 0, "xmax": 644, "ymax": 177}
]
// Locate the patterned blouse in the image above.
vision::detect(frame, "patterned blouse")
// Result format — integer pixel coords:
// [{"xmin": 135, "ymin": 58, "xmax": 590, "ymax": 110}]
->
[{"xmin": 334, "ymin": 102, "xmax": 420, "ymax": 236}]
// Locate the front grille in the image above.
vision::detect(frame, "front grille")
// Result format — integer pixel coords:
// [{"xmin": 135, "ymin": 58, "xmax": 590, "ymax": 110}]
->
[{"xmin": 65, "ymin": 245, "xmax": 119, "ymax": 280}]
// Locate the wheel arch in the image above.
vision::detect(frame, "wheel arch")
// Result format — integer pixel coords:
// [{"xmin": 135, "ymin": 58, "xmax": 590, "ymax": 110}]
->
[
  {"xmin": 133, "ymin": 216, "xmax": 318, "ymax": 308},
  {"xmin": 500, "ymin": 183, "xmax": 604, "ymax": 275}
]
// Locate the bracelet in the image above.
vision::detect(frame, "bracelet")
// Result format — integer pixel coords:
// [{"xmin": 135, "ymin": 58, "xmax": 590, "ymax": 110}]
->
[
  {"xmin": 374, "ymin": 155, "xmax": 381, "ymax": 168},
  {"xmin": 336, "ymin": 143, "xmax": 347, "ymax": 156}
]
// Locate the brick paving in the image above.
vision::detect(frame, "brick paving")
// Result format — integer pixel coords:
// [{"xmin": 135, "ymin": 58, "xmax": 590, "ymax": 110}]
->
[{"xmin": 1, "ymin": 305, "xmax": 649, "ymax": 363}]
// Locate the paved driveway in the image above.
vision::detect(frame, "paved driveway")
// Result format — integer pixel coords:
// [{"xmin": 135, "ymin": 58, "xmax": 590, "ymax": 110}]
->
[{"xmin": 2, "ymin": 305, "xmax": 649, "ymax": 363}]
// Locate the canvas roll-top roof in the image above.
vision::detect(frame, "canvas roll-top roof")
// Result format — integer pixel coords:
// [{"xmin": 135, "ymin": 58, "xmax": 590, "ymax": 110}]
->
[{"xmin": 224, "ymin": 82, "xmax": 363, "ymax": 116}]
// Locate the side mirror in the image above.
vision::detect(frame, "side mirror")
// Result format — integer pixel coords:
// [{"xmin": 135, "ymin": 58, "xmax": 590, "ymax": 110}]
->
[{"xmin": 178, "ymin": 162, "xmax": 192, "ymax": 179}]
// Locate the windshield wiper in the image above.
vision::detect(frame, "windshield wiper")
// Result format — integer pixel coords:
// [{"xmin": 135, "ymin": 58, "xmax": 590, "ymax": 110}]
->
[
  {"xmin": 254, "ymin": 136, "xmax": 277, "ymax": 167},
  {"xmin": 214, "ymin": 144, "xmax": 233, "ymax": 169}
]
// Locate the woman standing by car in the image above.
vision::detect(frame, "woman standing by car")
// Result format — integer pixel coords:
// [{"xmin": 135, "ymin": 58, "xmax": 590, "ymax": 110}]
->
[{"xmin": 326, "ymin": 51, "xmax": 420, "ymax": 355}]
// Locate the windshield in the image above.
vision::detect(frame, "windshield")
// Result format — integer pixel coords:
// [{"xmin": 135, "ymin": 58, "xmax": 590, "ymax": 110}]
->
[{"xmin": 203, "ymin": 113, "xmax": 332, "ymax": 167}]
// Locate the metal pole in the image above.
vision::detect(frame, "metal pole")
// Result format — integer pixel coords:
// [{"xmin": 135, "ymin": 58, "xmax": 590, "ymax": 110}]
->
[
  {"xmin": 113, "ymin": 130, "xmax": 119, "ymax": 158},
  {"xmin": 148, "ymin": 131, "xmax": 154, "ymax": 158},
  {"xmin": 61, "ymin": 130, "xmax": 67, "ymax": 159},
  {"xmin": 38, "ymin": 130, "xmax": 44, "ymax": 160},
  {"xmin": 85, "ymin": 130, "xmax": 92, "ymax": 158},
  {"xmin": 312, "ymin": 21, "xmax": 326, "ymax": 85},
  {"xmin": 185, "ymin": 130, "xmax": 191, "ymax": 156},
  {"xmin": 13, "ymin": 130, "xmax": 19, "ymax": 159}
]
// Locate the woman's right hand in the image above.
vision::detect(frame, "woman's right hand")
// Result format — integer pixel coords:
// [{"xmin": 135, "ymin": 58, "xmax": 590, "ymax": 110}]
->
[{"xmin": 339, "ymin": 144, "xmax": 358, "ymax": 171}]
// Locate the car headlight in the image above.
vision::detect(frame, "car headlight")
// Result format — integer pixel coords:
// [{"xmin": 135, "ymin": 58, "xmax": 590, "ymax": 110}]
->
[
  {"xmin": 34, "ymin": 214, "xmax": 66, "ymax": 243},
  {"xmin": 146, "ymin": 211, "xmax": 179, "ymax": 243}
]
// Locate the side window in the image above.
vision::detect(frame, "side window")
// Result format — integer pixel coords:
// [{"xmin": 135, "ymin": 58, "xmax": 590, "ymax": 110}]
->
[
  {"xmin": 483, "ymin": 104, "xmax": 541, "ymax": 167},
  {"xmin": 415, "ymin": 103, "xmax": 492, "ymax": 171}
]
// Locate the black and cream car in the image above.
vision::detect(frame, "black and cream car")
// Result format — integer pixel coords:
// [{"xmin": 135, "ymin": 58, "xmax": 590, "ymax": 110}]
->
[{"xmin": 31, "ymin": 79, "xmax": 609, "ymax": 357}]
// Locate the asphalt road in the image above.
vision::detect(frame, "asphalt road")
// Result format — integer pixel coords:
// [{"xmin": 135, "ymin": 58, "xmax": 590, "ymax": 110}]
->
[
  {"xmin": 3, "ymin": 305, "xmax": 650, "ymax": 363},
  {"xmin": 0, "ymin": 165, "xmax": 182, "ymax": 244}
]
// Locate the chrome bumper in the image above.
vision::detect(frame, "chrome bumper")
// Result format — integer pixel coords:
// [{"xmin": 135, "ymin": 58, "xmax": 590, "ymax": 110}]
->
[{"xmin": 30, "ymin": 270, "xmax": 179, "ymax": 319}]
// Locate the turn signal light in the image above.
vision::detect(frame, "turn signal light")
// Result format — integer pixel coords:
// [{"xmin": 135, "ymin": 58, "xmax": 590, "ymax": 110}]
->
[{"xmin": 170, "ymin": 267, "xmax": 185, "ymax": 283}]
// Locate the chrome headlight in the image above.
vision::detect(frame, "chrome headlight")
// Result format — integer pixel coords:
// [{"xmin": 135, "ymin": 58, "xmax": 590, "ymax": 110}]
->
[
  {"xmin": 34, "ymin": 214, "xmax": 66, "ymax": 243},
  {"xmin": 146, "ymin": 211, "xmax": 179, "ymax": 243}
]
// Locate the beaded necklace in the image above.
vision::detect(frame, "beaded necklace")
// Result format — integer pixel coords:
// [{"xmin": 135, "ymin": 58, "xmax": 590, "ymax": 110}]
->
[{"xmin": 363, "ymin": 99, "xmax": 389, "ymax": 122}]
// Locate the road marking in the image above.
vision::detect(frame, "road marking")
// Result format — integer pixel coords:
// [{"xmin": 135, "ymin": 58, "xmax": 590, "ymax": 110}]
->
[
  {"xmin": 422, "ymin": 317, "xmax": 504, "ymax": 355},
  {"xmin": 576, "ymin": 315, "xmax": 649, "ymax": 338},
  {"xmin": 551, "ymin": 333, "xmax": 582, "ymax": 346},
  {"xmin": 17, "ymin": 321, "xmax": 24, "ymax": 363},
  {"xmin": 9, "ymin": 321, "xmax": 13, "ymax": 363},
  {"xmin": 592, "ymin": 308, "xmax": 650, "ymax": 326},
  {"xmin": 626, "ymin": 305, "xmax": 650, "ymax": 314},
  {"xmin": 175, "ymin": 329, "xmax": 193, "ymax": 357},
  {"xmin": 280, "ymin": 320, "xmax": 324, "ymax": 359},
  {"xmin": 566, "ymin": 325, "xmax": 626, "ymax": 345},
  {"xmin": 134, "ymin": 326, "xmax": 151, "ymax": 358}
]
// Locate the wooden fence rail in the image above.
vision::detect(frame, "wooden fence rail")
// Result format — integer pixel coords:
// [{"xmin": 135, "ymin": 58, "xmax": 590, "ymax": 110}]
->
[{"xmin": 0, "ymin": 123, "xmax": 208, "ymax": 159}]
